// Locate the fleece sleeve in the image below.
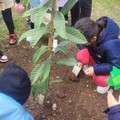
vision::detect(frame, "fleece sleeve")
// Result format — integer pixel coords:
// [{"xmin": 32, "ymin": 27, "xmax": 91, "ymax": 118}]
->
[{"xmin": 107, "ymin": 104, "xmax": 120, "ymax": 120}]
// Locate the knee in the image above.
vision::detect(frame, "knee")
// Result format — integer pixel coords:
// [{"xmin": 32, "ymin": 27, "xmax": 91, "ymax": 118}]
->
[
  {"xmin": 76, "ymin": 48, "xmax": 90, "ymax": 64},
  {"xmin": 93, "ymin": 74, "xmax": 111, "ymax": 87}
]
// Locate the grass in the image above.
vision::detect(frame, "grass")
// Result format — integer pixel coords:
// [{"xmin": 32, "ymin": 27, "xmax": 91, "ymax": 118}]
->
[
  {"xmin": 92, "ymin": 0, "xmax": 120, "ymax": 25},
  {"xmin": 0, "ymin": 0, "xmax": 120, "ymax": 43}
]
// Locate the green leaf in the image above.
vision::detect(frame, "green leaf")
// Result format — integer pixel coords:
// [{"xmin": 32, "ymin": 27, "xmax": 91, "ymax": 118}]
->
[
  {"xmin": 58, "ymin": 40, "xmax": 71, "ymax": 47},
  {"xmin": 23, "ymin": 7, "xmax": 40, "ymax": 17},
  {"xmin": 53, "ymin": 11, "xmax": 67, "ymax": 39},
  {"xmin": 54, "ymin": 46, "xmax": 70, "ymax": 56},
  {"xmin": 60, "ymin": 0, "xmax": 78, "ymax": 15},
  {"xmin": 66, "ymin": 27, "xmax": 87, "ymax": 44},
  {"xmin": 53, "ymin": 40, "xmax": 70, "ymax": 54},
  {"xmin": 33, "ymin": 45, "xmax": 49, "ymax": 65},
  {"xmin": 41, "ymin": 57, "xmax": 51, "ymax": 82},
  {"xmin": 34, "ymin": 0, "xmax": 52, "ymax": 28},
  {"xmin": 19, "ymin": 24, "xmax": 50, "ymax": 48},
  {"xmin": 30, "ymin": 63, "xmax": 46, "ymax": 85},
  {"xmin": 56, "ymin": 58, "xmax": 77, "ymax": 66},
  {"xmin": 31, "ymin": 57, "xmax": 52, "ymax": 96},
  {"xmin": 32, "ymin": 79, "xmax": 49, "ymax": 96},
  {"xmin": 32, "ymin": 82, "xmax": 41, "ymax": 96}
]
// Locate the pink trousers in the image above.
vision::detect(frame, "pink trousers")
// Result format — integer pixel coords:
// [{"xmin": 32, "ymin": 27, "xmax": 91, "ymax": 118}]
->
[{"xmin": 76, "ymin": 48, "xmax": 110, "ymax": 87}]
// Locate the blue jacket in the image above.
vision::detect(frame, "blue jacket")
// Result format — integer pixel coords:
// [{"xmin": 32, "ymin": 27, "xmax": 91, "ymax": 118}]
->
[
  {"xmin": 30, "ymin": 0, "xmax": 41, "ymax": 8},
  {"xmin": 0, "ymin": 93, "xmax": 34, "ymax": 120},
  {"xmin": 107, "ymin": 104, "xmax": 120, "ymax": 120},
  {"xmin": 89, "ymin": 16, "xmax": 120, "ymax": 75}
]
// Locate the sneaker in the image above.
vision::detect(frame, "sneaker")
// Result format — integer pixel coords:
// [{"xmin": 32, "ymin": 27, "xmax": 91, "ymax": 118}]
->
[
  {"xmin": 15, "ymin": 3, "xmax": 25, "ymax": 11},
  {"xmin": 0, "ymin": 52, "xmax": 8, "ymax": 63},
  {"xmin": 9, "ymin": 34, "xmax": 17, "ymax": 45},
  {"xmin": 96, "ymin": 86, "xmax": 110, "ymax": 94}
]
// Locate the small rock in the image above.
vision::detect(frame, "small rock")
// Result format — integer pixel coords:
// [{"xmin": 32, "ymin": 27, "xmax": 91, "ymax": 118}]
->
[{"xmin": 52, "ymin": 103, "xmax": 57, "ymax": 110}]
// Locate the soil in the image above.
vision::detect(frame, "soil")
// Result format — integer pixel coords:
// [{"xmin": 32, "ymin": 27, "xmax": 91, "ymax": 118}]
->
[{"xmin": 1, "ymin": 40, "xmax": 120, "ymax": 120}]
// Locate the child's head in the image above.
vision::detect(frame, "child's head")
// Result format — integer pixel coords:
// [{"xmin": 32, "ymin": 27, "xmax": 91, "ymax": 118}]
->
[
  {"xmin": 75, "ymin": 17, "xmax": 107, "ymax": 44},
  {"xmin": 0, "ymin": 62, "xmax": 31, "ymax": 105}
]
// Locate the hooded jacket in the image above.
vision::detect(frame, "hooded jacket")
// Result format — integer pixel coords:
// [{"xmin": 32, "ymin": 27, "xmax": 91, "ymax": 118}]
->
[
  {"xmin": 0, "ymin": 63, "xmax": 34, "ymax": 120},
  {"xmin": 89, "ymin": 16, "xmax": 120, "ymax": 75},
  {"xmin": 0, "ymin": 93, "xmax": 34, "ymax": 120},
  {"xmin": 106, "ymin": 104, "xmax": 120, "ymax": 120}
]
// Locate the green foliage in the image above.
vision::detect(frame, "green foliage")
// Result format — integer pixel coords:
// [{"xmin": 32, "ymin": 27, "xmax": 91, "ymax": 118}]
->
[
  {"xmin": 60, "ymin": 0, "xmax": 78, "ymax": 15},
  {"xmin": 23, "ymin": 0, "xmax": 52, "ymax": 28},
  {"xmin": 31, "ymin": 57, "xmax": 51, "ymax": 96},
  {"xmin": 19, "ymin": 0, "xmax": 87, "ymax": 97},
  {"xmin": 19, "ymin": 24, "xmax": 50, "ymax": 48},
  {"xmin": 53, "ymin": 11, "xmax": 67, "ymax": 39},
  {"xmin": 53, "ymin": 40, "xmax": 71, "ymax": 54},
  {"xmin": 54, "ymin": 46, "xmax": 70, "ymax": 55},
  {"xmin": 56, "ymin": 58, "xmax": 78, "ymax": 66},
  {"xmin": 33, "ymin": 45, "xmax": 49, "ymax": 65},
  {"xmin": 66, "ymin": 27, "xmax": 87, "ymax": 44},
  {"xmin": 21, "ymin": 0, "xmax": 29, "ymax": 10}
]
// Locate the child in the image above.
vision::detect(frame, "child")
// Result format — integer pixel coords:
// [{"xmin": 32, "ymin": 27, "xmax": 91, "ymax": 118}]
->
[
  {"xmin": 0, "ymin": 0, "xmax": 17, "ymax": 45},
  {"xmin": 75, "ymin": 16, "xmax": 120, "ymax": 94},
  {"xmin": 0, "ymin": 62, "xmax": 34, "ymax": 120}
]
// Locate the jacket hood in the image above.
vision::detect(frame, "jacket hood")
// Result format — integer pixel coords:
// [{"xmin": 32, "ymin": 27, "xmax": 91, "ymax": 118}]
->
[
  {"xmin": 0, "ymin": 62, "xmax": 31, "ymax": 105},
  {"xmin": 96, "ymin": 16, "xmax": 119, "ymax": 44}
]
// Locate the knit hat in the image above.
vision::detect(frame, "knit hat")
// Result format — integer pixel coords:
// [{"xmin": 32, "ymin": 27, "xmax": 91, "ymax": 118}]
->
[{"xmin": 0, "ymin": 62, "xmax": 31, "ymax": 105}]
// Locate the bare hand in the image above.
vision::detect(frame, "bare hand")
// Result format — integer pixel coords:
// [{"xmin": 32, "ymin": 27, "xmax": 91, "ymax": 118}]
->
[
  {"xmin": 84, "ymin": 67, "xmax": 94, "ymax": 76},
  {"xmin": 77, "ymin": 62, "xmax": 82, "ymax": 67},
  {"xmin": 107, "ymin": 90, "xmax": 120, "ymax": 108}
]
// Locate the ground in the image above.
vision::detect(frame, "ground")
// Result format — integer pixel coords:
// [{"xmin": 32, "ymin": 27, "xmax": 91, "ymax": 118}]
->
[
  {"xmin": 0, "ymin": 1, "xmax": 120, "ymax": 119},
  {"xmin": 1, "ymin": 40, "xmax": 120, "ymax": 120}
]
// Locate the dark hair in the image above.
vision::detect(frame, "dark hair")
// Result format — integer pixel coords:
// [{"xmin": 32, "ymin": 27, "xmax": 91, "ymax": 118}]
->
[
  {"xmin": 75, "ymin": 17, "xmax": 98, "ymax": 42},
  {"xmin": 95, "ymin": 17, "xmax": 107, "ymax": 37},
  {"xmin": 75, "ymin": 17, "xmax": 107, "ymax": 42}
]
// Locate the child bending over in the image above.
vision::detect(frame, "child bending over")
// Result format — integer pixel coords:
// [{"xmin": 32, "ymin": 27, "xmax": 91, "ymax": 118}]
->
[{"xmin": 75, "ymin": 16, "xmax": 120, "ymax": 94}]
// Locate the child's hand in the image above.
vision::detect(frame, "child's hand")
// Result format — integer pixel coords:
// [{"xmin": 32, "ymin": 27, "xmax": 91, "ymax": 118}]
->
[
  {"xmin": 77, "ymin": 62, "xmax": 82, "ymax": 67},
  {"xmin": 84, "ymin": 66, "xmax": 94, "ymax": 76},
  {"xmin": 107, "ymin": 90, "xmax": 120, "ymax": 108}
]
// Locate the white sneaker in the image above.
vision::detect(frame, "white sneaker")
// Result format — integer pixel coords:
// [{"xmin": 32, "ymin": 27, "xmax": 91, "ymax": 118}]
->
[
  {"xmin": 96, "ymin": 86, "xmax": 110, "ymax": 94},
  {"xmin": 0, "ymin": 55, "xmax": 8, "ymax": 63}
]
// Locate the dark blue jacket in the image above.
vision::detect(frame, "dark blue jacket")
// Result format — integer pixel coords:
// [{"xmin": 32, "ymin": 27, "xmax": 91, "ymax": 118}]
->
[
  {"xmin": 89, "ymin": 16, "xmax": 120, "ymax": 75},
  {"xmin": 107, "ymin": 104, "xmax": 120, "ymax": 120}
]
